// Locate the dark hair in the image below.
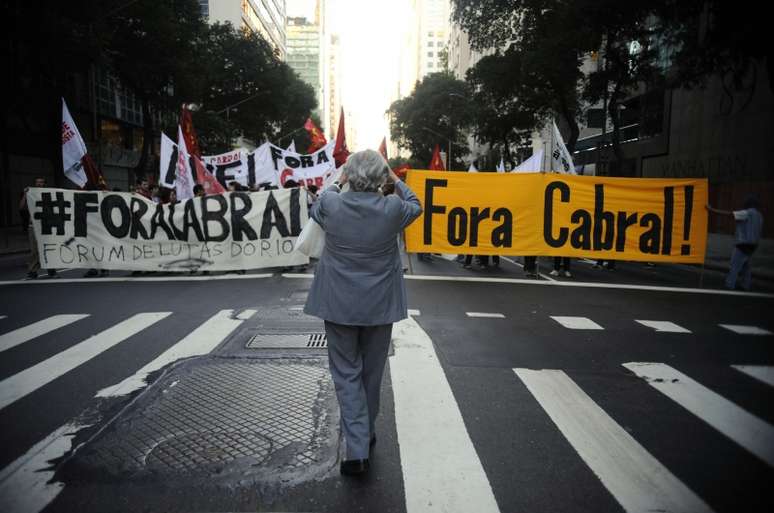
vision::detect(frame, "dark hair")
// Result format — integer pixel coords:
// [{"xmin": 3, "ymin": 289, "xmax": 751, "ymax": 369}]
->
[
  {"xmin": 193, "ymin": 184, "xmax": 204, "ymax": 195},
  {"xmin": 284, "ymin": 179, "xmax": 299, "ymax": 189},
  {"xmin": 159, "ymin": 187, "xmax": 174, "ymax": 204},
  {"xmin": 137, "ymin": 177, "xmax": 148, "ymax": 185},
  {"xmin": 743, "ymin": 194, "xmax": 760, "ymax": 210},
  {"xmin": 307, "ymin": 185, "xmax": 319, "ymax": 194}
]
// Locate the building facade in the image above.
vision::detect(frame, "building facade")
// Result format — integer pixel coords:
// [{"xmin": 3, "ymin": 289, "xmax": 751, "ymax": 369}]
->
[
  {"xmin": 418, "ymin": 0, "xmax": 450, "ymax": 78},
  {"xmin": 286, "ymin": 16, "xmax": 324, "ymax": 120},
  {"xmin": 201, "ymin": 0, "xmax": 287, "ymax": 59}
]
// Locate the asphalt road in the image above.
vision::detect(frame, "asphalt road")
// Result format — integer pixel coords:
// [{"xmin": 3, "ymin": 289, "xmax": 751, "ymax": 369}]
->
[{"xmin": 0, "ymin": 254, "xmax": 772, "ymax": 513}]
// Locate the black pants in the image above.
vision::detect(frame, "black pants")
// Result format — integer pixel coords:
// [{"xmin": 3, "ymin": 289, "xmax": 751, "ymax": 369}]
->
[
  {"xmin": 553, "ymin": 257, "xmax": 571, "ymax": 271},
  {"xmin": 524, "ymin": 256, "xmax": 537, "ymax": 273}
]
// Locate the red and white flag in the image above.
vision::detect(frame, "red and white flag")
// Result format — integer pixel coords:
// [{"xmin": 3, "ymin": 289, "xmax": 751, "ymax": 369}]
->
[
  {"xmin": 61, "ymin": 98, "xmax": 88, "ymax": 187},
  {"xmin": 378, "ymin": 137, "xmax": 388, "ymax": 161},
  {"xmin": 175, "ymin": 126, "xmax": 195, "ymax": 200},
  {"xmin": 193, "ymin": 156, "xmax": 226, "ymax": 195}
]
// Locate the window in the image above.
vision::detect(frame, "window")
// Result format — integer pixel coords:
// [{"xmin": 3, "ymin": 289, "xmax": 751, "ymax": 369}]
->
[
  {"xmin": 199, "ymin": 0, "xmax": 209, "ymax": 17},
  {"xmin": 428, "ymin": 41, "xmax": 434, "ymax": 47},
  {"xmin": 427, "ymin": 52, "xmax": 433, "ymax": 57}
]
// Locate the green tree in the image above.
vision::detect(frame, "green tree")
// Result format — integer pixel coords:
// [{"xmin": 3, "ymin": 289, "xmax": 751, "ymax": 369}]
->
[
  {"xmin": 107, "ymin": 0, "xmax": 208, "ymax": 176},
  {"xmin": 193, "ymin": 22, "xmax": 316, "ymax": 154},
  {"xmin": 388, "ymin": 72, "xmax": 474, "ymax": 169}
]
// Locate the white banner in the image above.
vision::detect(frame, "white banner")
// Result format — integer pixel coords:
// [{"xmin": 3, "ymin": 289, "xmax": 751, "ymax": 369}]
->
[
  {"xmin": 514, "ymin": 149, "xmax": 544, "ymax": 173},
  {"xmin": 26, "ymin": 188, "xmax": 309, "ymax": 271},
  {"xmin": 61, "ymin": 98, "xmax": 88, "ymax": 188},
  {"xmin": 264, "ymin": 140, "xmax": 337, "ymax": 188},
  {"xmin": 159, "ymin": 136, "xmax": 337, "ymax": 191}
]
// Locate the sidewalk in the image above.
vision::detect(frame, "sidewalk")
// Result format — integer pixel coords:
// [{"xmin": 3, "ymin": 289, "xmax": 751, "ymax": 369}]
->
[{"xmin": 0, "ymin": 226, "xmax": 29, "ymax": 256}]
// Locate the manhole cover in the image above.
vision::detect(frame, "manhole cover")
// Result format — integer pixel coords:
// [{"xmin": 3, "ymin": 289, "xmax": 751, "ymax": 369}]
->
[
  {"xmin": 62, "ymin": 359, "xmax": 338, "ymax": 481},
  {"xmin": 246, "ymin": 333, "xmax": 327, "ymax": 349}
]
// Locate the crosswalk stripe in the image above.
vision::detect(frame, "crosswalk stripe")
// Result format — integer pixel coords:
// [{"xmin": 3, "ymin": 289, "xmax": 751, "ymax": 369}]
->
[
  {"xmin": 391, "ymin": 317, "xmax": 500, "ymax": 513},
  {"xmin": 731, "ymin": 365, "xmax": 774, "ymax": 388},
  {"xmin": 465, "ymin": 312, "xmax": 505, "ymax": 318},
  {"xmin": 96, "ymin": 309, "xmax": 256, "ymax": 398},
  {"xmin": 718, "ymin": 324, "xmax": 773, "ymax": 335},
  {"xmin": 0, "ymin": 421, "xmax": 90, "ymax": 513},
  {"xmin": 550, "ymin": 316, "xmax": 604, "ymax": 330},
  {"xmin": 635, "ymin": 320, "xmax": 691, "ymax": 333},
  {"xmin": 0, "ymin": 314, "xmax": 90, "ymax": 353},
  {"xmin": 0, "ymin": 312, "xmax": 171, "ymax": 411},
  {"xmin": 514, "ymin": 368, "xmax": 714, "ymax": 513},
  {"xmin": 623, "ymin": 362, "xmax": 774, "ymax": 467}
]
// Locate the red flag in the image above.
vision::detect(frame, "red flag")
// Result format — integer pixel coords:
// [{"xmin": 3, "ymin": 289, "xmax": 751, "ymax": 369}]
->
[
  {"xmin": 378, "ymin": 137, "xmax": 388, "ymax": 161},
  {"xmin": 180, "ymin": 106, "xmax": 201, "ymax": 159},
  {"xmin": 334, "ymin": 107, "xmax": 350, "ymax": 168},
  {"xmin": 304, "ymin": 118, "xmax": 327, "ymax": 153},
  {"xmin": 81, "ymin": 153, "xmax": 108, "ymax": 190},
  {"xmin": 428, "ymin": 144, "xmax": 445, "ymax": 171},
  {"xmin": 192, "ymin": 156, "xmax": 226, "ymax": 195}
]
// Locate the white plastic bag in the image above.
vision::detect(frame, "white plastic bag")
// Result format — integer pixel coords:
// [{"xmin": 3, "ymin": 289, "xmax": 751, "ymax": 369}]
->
[{"xmin": 294, "ymin": 218, "xmax": 325, "ymax": 258}]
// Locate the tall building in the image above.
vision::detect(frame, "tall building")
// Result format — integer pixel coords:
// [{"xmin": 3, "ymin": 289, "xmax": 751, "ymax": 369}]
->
[
  {"xmin": 327, "ymin": 34, "xmax": 342, "ymax": 139},
  {"xmin": 418, "ymin": 0, "xmax": 450, "ymax": 77},
  {"xmin": 286, "ymin": 16, "xmax": 324, "ymax": 119},
  {"xmin": 447, "ymin": 22, "xmax": 492, "ymax": 81},
  {"xmin": 200, "ymin": 0, "xmax": 287, "ymax": 60}
]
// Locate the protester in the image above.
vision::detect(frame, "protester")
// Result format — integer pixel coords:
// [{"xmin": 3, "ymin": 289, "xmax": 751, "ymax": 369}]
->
[
  {"xmin": 707, "ymin": 196, "xmax": 764, "ymax": 290},
  {"xmin": 193, "ymin": 184, "xmax": 205, "ymax": 198},
  {"xmin": 523, "ymin": 256, "xmax": 538, "ymax": 278},
  {"xmin": 135, "ymin": 178, "xmax": 152, "ymax": 200},
  {"xmin": 21, "ymin": 177, "xmax": 57, "ymax": 280},
  {"xmin": 593, "ymin": 259, "xmax": 616, "ymax": 270},
  {"xmin": 227, "ymin": 181, "xmax": 241, "ymax": 192},
  {"xmin": 150, "ymin": 184, "xmax": 160, "ymax": 203},
  {"xmin": 304, "ymin": 149, "xmax": 422, "ymax": 476},
  {"xmin": 550, "ymin": 257, "xmax": 572, "ymax": 277}
]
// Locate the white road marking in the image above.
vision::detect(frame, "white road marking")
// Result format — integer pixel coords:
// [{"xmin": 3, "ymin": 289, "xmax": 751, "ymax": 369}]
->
[
  {"xmin": 340, "ymin": 274, "xmax": 774, "ymax": 298},
  {"xmin": 624, "ymin": 362, "xmax": 774, "ymax": 467},
  {"xmin": 0, "ymin": 421, "xmax": 92, "ymax": 513},
  {"xmin": 635, "ymin": 320, "xmax": 691, "ymax": 333},
  {"xmin": 390, "ymin": 317, "xmax": 500, "ymax": 513},
  {"xmin": 407, "ymin": 308, "xmax": 421, "ymax": 316},
  {"xmin": 501, "ymin": 256, "xmax": 523, "ymax": 268},
  {"xmin": 551, "ymin": 316, "xmax": 604, "ymax": 330},
  {"xmin": 0, "ymin": 314, "xmax": 90, "ymax": 353},
  {"xmin": 465, "ymin": 312, "xmax": 505, "ymax": 318},
  {"xmin": 97, "ymin": 309, "xmax": 255, "ymax": 398},
  {"xmin": 0, "ymin": 273, "xmax": 274, "ymax": 286},
  {"xmin": 731, "ymin": 365, "xmax": 774, "ymax": 388},
  {"xmin": 514, "ymin": 368, "xmax": 714, "ymax": 513},
  {"xmin": 0, "ymin": 316, "xmax": 6, "ymax": 320},
  {"xmin": 0, "ymin": 312, "xmax": 171, "ymax": 410},
  {"xmin": 719, "ymin": 324, "xmax": 773, "ymax": 336}
]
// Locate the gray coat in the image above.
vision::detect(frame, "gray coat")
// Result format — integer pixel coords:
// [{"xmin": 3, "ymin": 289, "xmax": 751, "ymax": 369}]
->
[{"xmin": 304, "ymin": 180, "xmax": 422, "ymax": 326}]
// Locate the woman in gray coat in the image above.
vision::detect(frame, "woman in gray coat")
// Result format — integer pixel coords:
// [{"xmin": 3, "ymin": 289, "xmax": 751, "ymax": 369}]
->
[{"xmin": 304, "ymin": 149, "xmax": 422, "ymax": 476}]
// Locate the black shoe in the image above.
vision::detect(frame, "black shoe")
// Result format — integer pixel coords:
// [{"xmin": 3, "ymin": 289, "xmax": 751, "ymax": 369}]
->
[
  {"xmin": 340, "ymin": 458, "xmax": 369, "ymax": 476},
  {"xmin": 25, "ymin": 272, "xmax": 38, "ymax": 280},
  {"xmin": 84, "ymin": 269, "xmax": 99, "ymax": 278},
  {"xmin": 370, "ymin": 435, "xmax": 377, "ymax": 448}
]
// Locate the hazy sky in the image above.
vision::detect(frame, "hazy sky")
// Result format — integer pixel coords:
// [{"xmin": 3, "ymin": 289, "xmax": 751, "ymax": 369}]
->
[{"xmin": 287, "ymin": 0, "xmax": 407, "ymax": 150}]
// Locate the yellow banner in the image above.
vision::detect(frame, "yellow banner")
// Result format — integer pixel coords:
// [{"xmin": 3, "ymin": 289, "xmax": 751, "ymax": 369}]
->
[{"xmin": 405, "ymin": 171, "xmax": 708, "ymax": 263}]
